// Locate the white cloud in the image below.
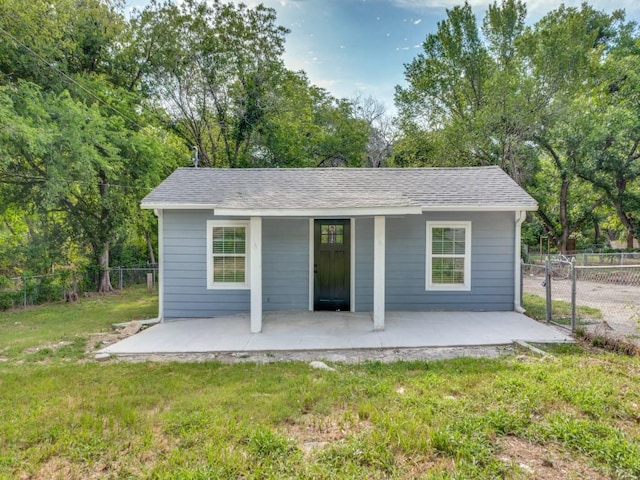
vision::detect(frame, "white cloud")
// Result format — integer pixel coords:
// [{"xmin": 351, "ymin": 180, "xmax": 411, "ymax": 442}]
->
[
  {"xmin": 315, "ymin": 79, "xmax": 338, "ymax": 89},
  {"xmin": 413, "ymin": 19, "xmax": 422, "ymax": 24}
]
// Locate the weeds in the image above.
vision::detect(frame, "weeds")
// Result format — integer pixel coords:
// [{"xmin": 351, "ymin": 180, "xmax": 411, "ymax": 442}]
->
[{"xmin": 576, "ymin": 328, "xmax": 640, "ymax": 356}]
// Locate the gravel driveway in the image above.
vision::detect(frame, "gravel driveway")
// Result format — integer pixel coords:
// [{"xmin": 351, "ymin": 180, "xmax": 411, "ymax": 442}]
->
[{"xmin": 523, "ymin": 274, "xmax": 640, "ymax": 339}]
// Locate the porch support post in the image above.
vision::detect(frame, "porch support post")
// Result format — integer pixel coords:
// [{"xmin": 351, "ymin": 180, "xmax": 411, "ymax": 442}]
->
[
  {"xmin": 373, "ymin": 215, "xmax": 385, "ymax": 331},
  {"xmin": 514, "ymin": 210, "xmax": 526, "ymax": 313},
  {"xmin": 250, "ymin": 216, "xmax": 263, "ymax": 333},
  {"xmin": 154, "ymin": 209, "xmax": 164, "ymax": 323}
]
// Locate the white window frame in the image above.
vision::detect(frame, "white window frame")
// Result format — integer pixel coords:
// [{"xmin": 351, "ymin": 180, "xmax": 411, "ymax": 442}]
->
[
  {"xmin": 425, "ymin": 221, "xmax": 472, "ymax": 291},
  {"xmin": 206, "ymin": 220, "xmax": 250, "ymax": 290}
]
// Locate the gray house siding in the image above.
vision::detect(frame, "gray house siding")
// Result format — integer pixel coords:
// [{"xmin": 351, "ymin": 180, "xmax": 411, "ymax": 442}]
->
[
  {"xmin": 385, "ymin": 212, "xmax": 515, "ymax": 311},
  {"xmin": 354, "ymin": 217, "xmax": 374, "ymax": 311},
  {"xmin": 163, "ymin": 212, "xmax": 309, "ymax": 319},
  {"xmin": 163, "ymin": 211, "xmax": 250, "ymax": 318},
  {"xmin": 162, "ymin": 210, "xmax": 516, "ymax": 318},
  {"xmin": 262, "ymin": 219, "xmax": 309, "ymax": 311}
]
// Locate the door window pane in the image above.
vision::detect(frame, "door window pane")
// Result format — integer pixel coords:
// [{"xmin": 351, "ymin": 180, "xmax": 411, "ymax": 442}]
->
[{"xmin": 320, "ymin": 224, "xmax": 344, "ymax": 244}]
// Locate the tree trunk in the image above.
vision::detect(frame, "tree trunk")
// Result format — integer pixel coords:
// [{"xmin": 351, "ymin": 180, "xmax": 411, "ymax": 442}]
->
[
  {"xmin": 559, "ymin": 177, "xmax": 570, "ymax": 254},
  {"xmin": 627, "ymin": 231, "xmax": 634, "ymax": 249},
  {"xmin": 97, "ymin": 241, "xmax": 113, "ymax": 293},
  {"xmin": 611, "ymin": 198, "xmax": 638, "ymax": 250},
  {"xmin": 146, "ymin": 230, "xmax": 156, "ymax": 266}
]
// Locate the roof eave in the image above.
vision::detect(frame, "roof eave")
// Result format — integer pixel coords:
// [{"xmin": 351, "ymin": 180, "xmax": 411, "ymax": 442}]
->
[
  {"xmin": 141, "ymin": 203, "xmax": 537, "ymax": 214},
  {"xmin": 141, "ymin": 202, "xmax": 217, "ymax": 210},
  {"xmin": 421, "ymin": 205, "xmax": 538, "ymax": 212},
  {"xmin": 213, "ymin": 206, "xmax": 423, "ymax": 216}
]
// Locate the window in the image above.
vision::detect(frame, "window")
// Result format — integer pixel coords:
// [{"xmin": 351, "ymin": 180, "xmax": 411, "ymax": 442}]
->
[
  {"xmin": 426, "ymin": 221, "xmax": 471, "ymax": 291},
  {"xmin": 207, "ymin": 220, "xmax": 250, "ymax": 289},
  {"xmin": 320, "ymin": 224, "xmax": 344, "ymax": 244}
]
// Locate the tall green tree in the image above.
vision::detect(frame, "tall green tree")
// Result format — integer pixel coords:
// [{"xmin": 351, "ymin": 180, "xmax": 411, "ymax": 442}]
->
[
  {"xmin": 0, "ymin": 0, "xmax": 188, "ymax": 289},
  {"xmin": 519, "ymin": 5, "xmax": 636, "ymax": 251},
  {"xmin": 396, "ymin": 0, "xmax": 640, "ymax": 252},
  {"xmin": 571, "ymin": 35, "xmax": 640, "ymax": 247},
  {"xmin": 134, "ymin": 0, "xmax": 289, "ymax": 167}
]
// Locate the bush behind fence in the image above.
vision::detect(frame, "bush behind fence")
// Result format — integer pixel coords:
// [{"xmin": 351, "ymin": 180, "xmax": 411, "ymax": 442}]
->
[{"xmin": 0, "ymin": 266, "xmax": 158, "ymax": 311}]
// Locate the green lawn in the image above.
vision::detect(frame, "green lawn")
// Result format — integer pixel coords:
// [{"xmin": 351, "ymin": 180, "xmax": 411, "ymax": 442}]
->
[
  {"xmin": 0, "ymin": 285, "xmax": 157, "ymax": 360},
  {"xmin": 1, "ymin": 289, "xmax": 639, "ymax": 479},
  {"xmin": 523, "ymin": 292, "xmax": 602, "ymax": 326}
]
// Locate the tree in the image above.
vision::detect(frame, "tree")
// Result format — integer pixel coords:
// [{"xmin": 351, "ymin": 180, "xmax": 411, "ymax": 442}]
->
[
  {"xmin": 571, "ymin": 37, "xmax": 640, "ymax": 246},
  {"xmin": 135, "ymin": 0, "xmax": 289, "ymax": 168},
  {"xmin": 519, "ymin": 5, "xmax": 636, "ymax": 251},
  {"xmin": 395, "ymin": 0, "xmax": 640, "ymax": 253},
  {"xmin": 0, "ymin": 0, "xmax": 188, "ymax": 289},
  {"xmin": 395, "ymin": 0, "xmax": 537, "ymax": 181},
  {"xmin": 352, "ymin": 93, "xmax": 396, "ymax": 167}
]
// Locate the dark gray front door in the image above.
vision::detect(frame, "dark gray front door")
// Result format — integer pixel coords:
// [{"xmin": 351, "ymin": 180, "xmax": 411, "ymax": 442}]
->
[{"xmin": 314, "ymin": 219, "xmax": 350, "ymax": 311}]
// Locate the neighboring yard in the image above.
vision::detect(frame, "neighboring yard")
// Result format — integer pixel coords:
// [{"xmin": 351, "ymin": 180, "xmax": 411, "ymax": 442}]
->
[{"xmin": 1, "ymin": 290, "xmax": 640, "ymax": 479}]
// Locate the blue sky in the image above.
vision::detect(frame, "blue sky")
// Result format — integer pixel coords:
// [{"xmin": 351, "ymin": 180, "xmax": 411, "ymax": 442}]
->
[{"xmin": 128, "ymin": 0, "xmax": 640, "ymax": 113}]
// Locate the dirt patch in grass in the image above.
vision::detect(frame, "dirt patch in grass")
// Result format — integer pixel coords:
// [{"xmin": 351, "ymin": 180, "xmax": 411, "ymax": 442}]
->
[
  {"xmin": 22, "ymin": 340, "xmax": 72, "ymax": 354},
  {"xmin": 283, "ymin": 411, "xmax": 374, "ymax": 454},
  {"xmin": 498, "ymin": 436, "xmax": 608, "ymax": 479},
  {"xmin": 24, "ymin": 457, "xmax": 78, "ymax": 480},
  {"xmin": 395, "ymin": 455, "xmax": 454, "ymax": 479}
]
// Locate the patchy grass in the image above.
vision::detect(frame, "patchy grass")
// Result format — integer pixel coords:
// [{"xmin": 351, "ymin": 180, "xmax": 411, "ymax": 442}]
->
[
  {"xmin": 1, "ymin": 354, "xmax": 639, "ymax": 479},
  {"xmin": 0, "ymin": 285, "xmax": 157, "ymax": 360},
  {"xmin": 1, "ymin": 290, "xmax": 640, "ymax": 479},
  {"xmin": 523, "ymin": 293, "xmax": 602, "ymax": 325}
]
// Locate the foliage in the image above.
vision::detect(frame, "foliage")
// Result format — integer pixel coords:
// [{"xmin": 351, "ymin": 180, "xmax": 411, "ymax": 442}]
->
[
  {"xmin": 396, "ymin": 0, "xmax": 640, "ymax": 253},
  {"xmin": 0, "ymin": 0, "xmax": 374, "ymax": 281}
]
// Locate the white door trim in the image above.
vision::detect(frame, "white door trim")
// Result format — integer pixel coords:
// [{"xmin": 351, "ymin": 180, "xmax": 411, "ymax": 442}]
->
[{"xmin": 308, "ymin": 218, "xmax": 355, "ymax": 312}]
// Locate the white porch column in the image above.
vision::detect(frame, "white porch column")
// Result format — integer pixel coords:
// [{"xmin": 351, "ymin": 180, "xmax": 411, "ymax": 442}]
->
[
  {"xmin": 514, "ymin": 210, "xmax": 526, "ymax": 313},
  {"xmin": 154, "ymin": 209, "xmax": 164, "ymax": 323},
  {"xmin": 250, "ymin": 216, "xmax": 263, "ymax": 333},
  {"xmin": 373, "ymin": 215, "xmax": 385, "ymax": 331}
]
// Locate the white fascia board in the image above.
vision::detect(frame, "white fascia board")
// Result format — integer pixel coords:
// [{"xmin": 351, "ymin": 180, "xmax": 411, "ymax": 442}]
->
[
  {"xmin": 141, "ymin": 203, "xmax": 217, "ymax": 210},
  {"xmin": 421, "ymin": 205, "xmax": 538, "ymax": 212},
  {"xmin": 214, "ymin": 206, "xmax": 423, "ymax": 217}
]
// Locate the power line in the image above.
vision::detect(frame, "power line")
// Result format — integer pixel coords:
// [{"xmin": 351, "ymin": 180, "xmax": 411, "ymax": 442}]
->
[
  {"xmin": 0, "ymin": 25, "xmax": 146, "ymax": 131},
  {"xmin": 0, "ymin": 173, "xmax": 154, "ymax": 192}
]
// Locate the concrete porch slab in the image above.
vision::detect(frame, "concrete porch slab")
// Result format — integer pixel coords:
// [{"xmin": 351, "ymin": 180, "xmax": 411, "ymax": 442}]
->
[{"xmin": 99, "ymin": 311, "xmax": 572, "ymax": 355}]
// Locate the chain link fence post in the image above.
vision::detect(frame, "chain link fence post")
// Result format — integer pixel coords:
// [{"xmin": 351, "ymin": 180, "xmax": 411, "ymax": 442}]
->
[
  {"xmin": 571, "ymin": 258, "xmax": 577, "ymax": 333},
  {"xmin": 22, "ymin": 275, "xmax": 27, "ymax": 309},
  {"xmin": 545, "ymin": 256, "xmax": 552, "ymax": 323}
]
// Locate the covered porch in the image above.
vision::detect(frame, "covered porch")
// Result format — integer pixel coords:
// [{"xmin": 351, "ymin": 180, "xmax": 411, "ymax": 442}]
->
[{"xmin": 100, "ymin": 311, "xmax": 571, "ymax": 355}]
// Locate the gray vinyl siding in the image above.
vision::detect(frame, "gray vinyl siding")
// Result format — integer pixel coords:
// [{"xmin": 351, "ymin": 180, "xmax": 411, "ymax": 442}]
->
[
  {"xmin": 161, "ymin": 210, "xmax": 516, "ymax": 318},
  {"xmin": 162, "ymin": 212, "xmax": 309, "ymax": 319},
  {"xmin": 354, "ymin": 217, "xmax": 374, "ymax": 311},
  {"xmin": 262, "ymin": 219, "xmax": 309, "ymax": 311},
  {"xmin": 163, "ymin": 211, "xmax": 249, "ymax": 318},
  {"xmin": 385, "ymin": 212, "xmax": 515, "ymax": 311}
]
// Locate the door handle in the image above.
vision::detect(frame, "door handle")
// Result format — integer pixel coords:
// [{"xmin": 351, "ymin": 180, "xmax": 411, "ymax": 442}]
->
[{"xmin": 314, "ymin": 263, "xmax": 318, "ymax": 274}]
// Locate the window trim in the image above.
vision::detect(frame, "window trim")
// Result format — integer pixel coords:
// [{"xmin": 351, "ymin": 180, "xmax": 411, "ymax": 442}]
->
[
  {"xmin": 206, "ymin": 220, "xmax": 250, "ymax": 290},
  {"xmin": 425, "ymin": 221, "xmax": 472, "ymax": 291}
]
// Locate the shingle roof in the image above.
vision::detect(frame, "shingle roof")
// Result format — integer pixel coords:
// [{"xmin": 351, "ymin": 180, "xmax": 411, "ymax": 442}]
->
[{"xmin": 141, "ymin": 166, "xmax": 537, "ymax": 211}]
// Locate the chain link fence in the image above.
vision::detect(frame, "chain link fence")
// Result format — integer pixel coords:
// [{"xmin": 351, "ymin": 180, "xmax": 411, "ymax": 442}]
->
[
  {"xmin": 0, "ymin": 266, "xmax": 158, "ymax": 311},
  {"xmin": 528, "ymin": 251, "xmax": 640, "ymax": 266},
  {"xmin": 522, "ymin": 258, "xmax": 640, "ymax": 344}
]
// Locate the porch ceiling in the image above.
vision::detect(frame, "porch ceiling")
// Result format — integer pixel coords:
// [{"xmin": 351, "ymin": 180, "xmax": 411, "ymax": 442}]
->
[{"xmin": 100, "ymin": 311, "xmax": 571, "ymax": 355}]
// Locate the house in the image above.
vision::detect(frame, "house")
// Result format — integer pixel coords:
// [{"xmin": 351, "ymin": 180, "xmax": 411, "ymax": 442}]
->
[{"xmin": 141, "ymin": 166, "xmax": 537, "ymax": 333}]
